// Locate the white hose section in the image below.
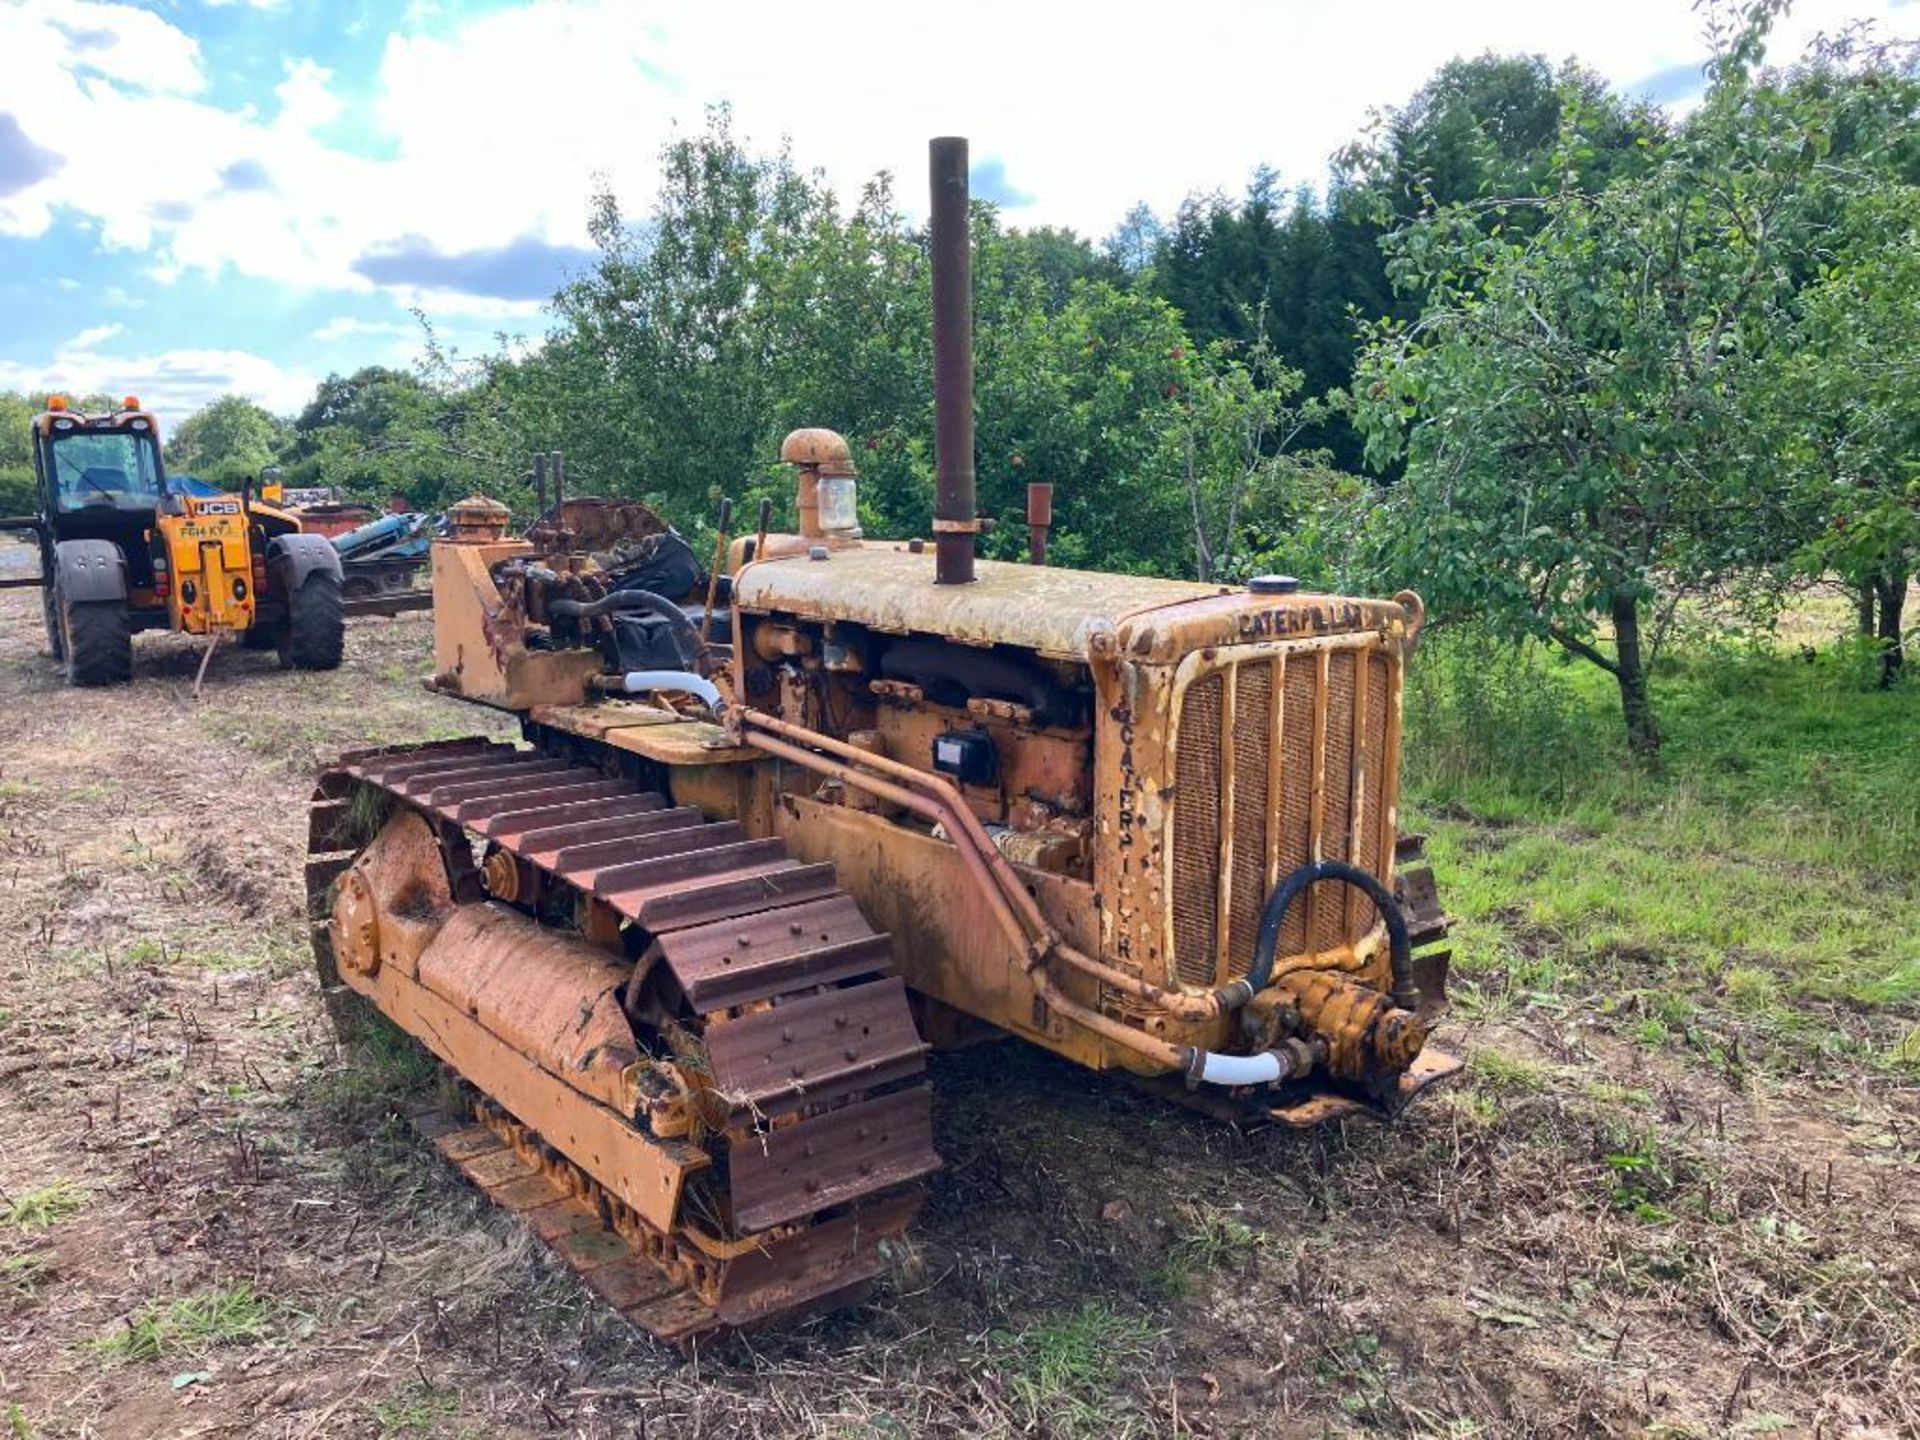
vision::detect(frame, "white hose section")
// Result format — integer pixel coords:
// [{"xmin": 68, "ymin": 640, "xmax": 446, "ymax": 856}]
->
[
  {"xmin": 615, "ymin": 670, "xmax": 724, "ymax": 712},
  {"xmin": 1192, "ymin": 1049, "xmax": 1288, "ymax": 1086}
]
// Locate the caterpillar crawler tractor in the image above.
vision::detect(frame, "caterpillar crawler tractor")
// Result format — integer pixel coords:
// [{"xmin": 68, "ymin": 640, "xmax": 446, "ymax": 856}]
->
[
  {"xmin": 1, "ymin": 396, "xmax": 344, "ymax": 686},
  {"xmin": 308, "ymin": 140, "xmax": 1458, "ymax": 1346}
]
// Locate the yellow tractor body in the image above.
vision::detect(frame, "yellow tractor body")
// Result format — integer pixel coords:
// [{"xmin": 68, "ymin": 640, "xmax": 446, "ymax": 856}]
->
[{"xmin": 308, "ymin": 139, "xmax": 1459, "ymax": 1347}]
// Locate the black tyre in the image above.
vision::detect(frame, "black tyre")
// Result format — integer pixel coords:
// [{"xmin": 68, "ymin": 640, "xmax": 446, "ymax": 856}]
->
[
  {"xmin": 63, "ymin": 596, "xmax": 132, "ymax": 686},
  {"xmin": 280, "ymin": 573, "xmax": 345, "ymax": 671},
  {"xmin": 341, "ymin": 574, "xmax": 379, "ymax": 600},
  {"xmin": 239, "ymin": 624, "xmax": 278, "ymax": 651}
]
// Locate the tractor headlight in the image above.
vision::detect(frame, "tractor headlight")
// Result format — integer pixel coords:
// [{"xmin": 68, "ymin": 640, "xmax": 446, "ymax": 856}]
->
[{"xmin": 232, "ymin": 578, "xmax": 247, "ymax": 601}]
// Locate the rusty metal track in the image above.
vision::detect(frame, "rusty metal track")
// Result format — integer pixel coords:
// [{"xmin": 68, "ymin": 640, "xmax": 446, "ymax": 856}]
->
[{"xmin": 306, "ymin": 737, "xmax": 939, "ymax": 1347}]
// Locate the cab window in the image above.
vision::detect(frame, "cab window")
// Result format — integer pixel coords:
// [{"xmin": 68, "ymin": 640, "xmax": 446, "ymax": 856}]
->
[{"xmin": 47, "ymin": 431, "xmax": 164, "ymax": 512}]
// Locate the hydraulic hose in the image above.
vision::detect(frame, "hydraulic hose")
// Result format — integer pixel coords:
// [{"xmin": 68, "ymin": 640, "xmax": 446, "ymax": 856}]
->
[
  {"xmin": 599, "ymin": 670, "xmax": 726, "ymax": 716},
  {"xmin": 548, "ymin": 586, "xmax": 704, "ymax": 666},
  {"xmin": 1216, "ymin": 860, "xmax": 1419, "ymax": 1013},
  {"xmin": 1185, "ymin": 1048, "xmax": 1294, "ymax": 1086}
]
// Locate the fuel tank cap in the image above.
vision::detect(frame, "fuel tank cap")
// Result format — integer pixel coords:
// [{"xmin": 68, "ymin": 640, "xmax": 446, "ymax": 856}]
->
[{"xmin": 1248, "ymin": 574, "xmax": 1300, "ymax": 595}]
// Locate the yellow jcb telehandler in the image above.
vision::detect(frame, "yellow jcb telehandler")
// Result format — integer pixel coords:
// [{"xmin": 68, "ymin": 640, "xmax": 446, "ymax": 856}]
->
[{"xmin": 0, "ymin": 396, "xmax": 344, "ymax": 686}]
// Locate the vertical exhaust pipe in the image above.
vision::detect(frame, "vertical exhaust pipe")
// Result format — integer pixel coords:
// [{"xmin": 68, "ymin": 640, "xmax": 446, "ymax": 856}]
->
[
  {"xmin": 930, "ymin": 136, "xmax": 976, "ymax": 586},
  {"xmin": 1026, "ymin": 482, "xmax": 1053, "ymax": 566}
]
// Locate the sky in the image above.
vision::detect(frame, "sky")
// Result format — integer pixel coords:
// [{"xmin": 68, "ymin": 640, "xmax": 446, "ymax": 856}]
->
[{"xmin": 1, "ymin": 0, "xmax": 1915, "ymax": 421}]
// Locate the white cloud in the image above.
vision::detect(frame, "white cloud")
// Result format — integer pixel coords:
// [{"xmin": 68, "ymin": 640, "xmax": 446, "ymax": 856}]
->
[
  {"xmin": 69, "ymin": 322, "xmax": 124, "ymax": 349},
  {"xmin": 275, "ymin": 57, "xmax": 342, "ymax": 133},
  {"xmin": 2, "ymin": 0, "xmax": 1917, "ymax": 319},
  {"xmin": 48, "ymin": 2, "xmax": 204, "ymax": 95},
  {"xmin": 0, "ymin": 324, "xmax": 317, "ymax": 417},
  {"xmin": 310, "ymin": 316, "xmax": 414, "ymax": 342}
]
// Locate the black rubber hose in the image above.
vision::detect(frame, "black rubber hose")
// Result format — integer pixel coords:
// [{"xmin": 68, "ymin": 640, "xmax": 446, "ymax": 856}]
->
[
  {"xmin": 1215, "ymin": 860, "xmax": 1419, "ymax": 1012},
  {"xmin": 547, "ymin": 587, "xmax": 703, "ymax": 665},
  {"xmin": 552, "ymin": 587, "xmax": 702, "ymax": 648}
]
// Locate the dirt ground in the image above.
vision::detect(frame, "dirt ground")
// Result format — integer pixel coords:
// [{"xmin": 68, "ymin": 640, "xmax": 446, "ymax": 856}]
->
[{"xmin": 0, "ymin": 579, "xmax": 1913, "ymax": 1439}]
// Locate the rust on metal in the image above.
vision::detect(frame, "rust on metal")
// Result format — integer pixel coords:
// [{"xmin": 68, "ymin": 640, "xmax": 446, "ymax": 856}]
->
[
  {"xmin": 309, "ymin": 742, "xmax": 939, "ymax": 1345},
  {"xmin": 930, "ymin": 136, "xmax": 976, "ymax": 587},
  {"xmin": 1265, "ymin": 1046, "xmax": 1466, "ymax": 1128},
  {"xmin": 312, "ymin": 131, "xmax": 1466, "ymax": 1348},
  {"xmin": 732, "ymin": 545, "xmax": 1415, "ymax": 665},
  {"xmin": 728, "ymin": 1085, "xmax": 938, "ymax": 1232},
  {"xmin": 733, "ymin": 547, "xmax": 1221, "ymax": 660},
  {"xmin": 1026, "ymin": 482, "xmax": 1053, "ymax": 566},
  {"xmin": 653, "ymin": 892, "xmax": 891, "ymax": 1011},
  {"xmin": 703, "ymin": 975, "xmax": 930, "ymax": 1114},
  {"xmin": 477, "ymin": 792, "xmax": 667, "ymax": 845}
]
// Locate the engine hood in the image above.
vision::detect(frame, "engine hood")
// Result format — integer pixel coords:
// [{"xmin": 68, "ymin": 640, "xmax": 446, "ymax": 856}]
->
[{"xmin": 729, "ymin": 544, "xmax": 1417, "ymax": 664}]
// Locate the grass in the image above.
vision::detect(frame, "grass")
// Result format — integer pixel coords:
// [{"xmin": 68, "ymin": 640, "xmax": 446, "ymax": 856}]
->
[
  {"xmin": 89, "ymin": 1283, "xmax": 275, "ymax": 1363},
  {"xmin": 1471, "ymin": 1046, "xmax": 1554, "ymax": 1094},
  {"xmin": 311, "ymin": 1009, "xmax": 439, "ymax": 1115},
  {"xmin": 1403, "ymin": 624, "xmax": 1920, "ymax": 1069},
  {"xmin": 1153, "ymin": 1202, "xmax": 1269, "ymax": 1296},
  {"xmin": 370, "ymin": 1381, "xmax": 464, "ymax": 1436},
  {"xmin": 3, "ymin": 1180, "xmax": 84, "ymax": 1230},
  {"xmin": 990, "ymin": 1303, "xmax": 1162, "ymax": 1437},
  {"xmin": 2, "ymin": 1252, "xmax": 56, "ymax": 1299},
  {"xmin": 119, "ymin": 931, "xmax": 308, "ymax": 978}
]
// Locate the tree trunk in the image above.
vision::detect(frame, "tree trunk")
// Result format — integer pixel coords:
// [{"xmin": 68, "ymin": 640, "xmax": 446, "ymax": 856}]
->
[
  {"xmin": 1857, "ymin": 577, "xmax": 1879, "ymax": 638},
  {"xmin": 1613, "ymin": 593, "xmax": 1660, "ymax": 756},
  {"xmin": 1875, "ymin": 572, "xmax": 1906, "ymax": 687}
]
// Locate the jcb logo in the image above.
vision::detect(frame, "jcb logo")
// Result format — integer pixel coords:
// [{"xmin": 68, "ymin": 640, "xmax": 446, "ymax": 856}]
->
[{"xmin": 192, "ymin": 499, "xmax": 240, "ymax": 515}]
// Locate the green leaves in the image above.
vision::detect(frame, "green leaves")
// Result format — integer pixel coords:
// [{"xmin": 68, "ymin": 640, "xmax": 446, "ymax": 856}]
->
[
  {"xmin": 1352, "ymin": 19, "xmax": 1920, "ymax": 747},
  {"xmin": 164, "ymin": 396, "xmax": 289, "ymax": 484}
]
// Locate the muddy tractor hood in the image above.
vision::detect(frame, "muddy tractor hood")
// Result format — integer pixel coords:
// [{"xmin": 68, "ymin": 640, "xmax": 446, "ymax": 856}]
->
[{"xmin": 729, "ymin": 545, "xmax": 1417, "ymax": 664}]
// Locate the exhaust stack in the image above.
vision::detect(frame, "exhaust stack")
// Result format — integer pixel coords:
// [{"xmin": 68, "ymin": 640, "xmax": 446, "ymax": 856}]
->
[
  {"xmin": 1026, "ymin": 482, "xmax": 1053, "ymax": 566},
  {"xmin": 930, "ymin": 136, "xmax": 976, "ymax": 586}
]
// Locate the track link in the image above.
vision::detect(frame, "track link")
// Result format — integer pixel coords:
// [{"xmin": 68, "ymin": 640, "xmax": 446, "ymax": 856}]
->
[{"xmin": 306, "ymin": 738, "xmax": 939, "ymax": 1347}]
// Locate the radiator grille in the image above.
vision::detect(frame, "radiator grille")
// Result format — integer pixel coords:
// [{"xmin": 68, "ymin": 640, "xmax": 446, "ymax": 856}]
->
[
  {"xmin": 1317, "ymin": 652, "xmax": 1357, "ymax": 951},
  {"xmin": 1226, "ymin": 663, "xmax": 1273, "ymax": 986},
  {"xmin": 1172, "ymin": 673, "xmax": 1223, "ymax": 985},
  {"xmin": 1171, "ymin": 639, "xmax": 1396, "ymax": 989}
]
